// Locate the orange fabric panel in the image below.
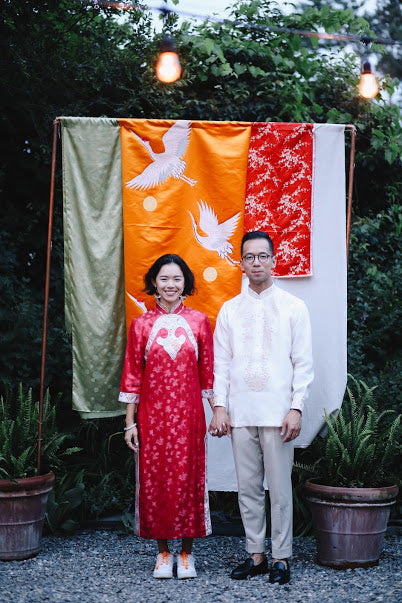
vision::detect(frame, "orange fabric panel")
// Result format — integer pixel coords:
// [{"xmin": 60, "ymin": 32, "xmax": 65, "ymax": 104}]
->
[{"xmin": 119, "ymin": 119, "xmax": 251, "ymax": 331}]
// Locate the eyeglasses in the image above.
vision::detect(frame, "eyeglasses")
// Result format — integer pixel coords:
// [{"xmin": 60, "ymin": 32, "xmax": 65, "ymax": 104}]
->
[{"xmin": 242, "ymin": 253, "xmax": 272, "ymax": 264}]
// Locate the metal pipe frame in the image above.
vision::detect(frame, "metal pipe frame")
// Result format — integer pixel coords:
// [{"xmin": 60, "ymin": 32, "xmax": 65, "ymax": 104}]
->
[
  {"xmin": 38, "ymin": 119, "xmax": 356, "ymax": 473},
  {"xmin": 345, "ymin": 125, "xmax": 356, "ymax": 265},
  {"xmin": 37, "ymin": 117, "xmax": 60, "ymax": 475}
]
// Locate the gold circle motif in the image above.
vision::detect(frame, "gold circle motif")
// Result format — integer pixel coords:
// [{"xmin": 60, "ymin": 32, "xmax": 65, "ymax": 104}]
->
[
  {"xmin": 143, "ymin": 196, "xmax": 157, "ymax": 211},
  {"xmin": 203, "ymin": 267, "xmax": 217, "ymax": 282}
]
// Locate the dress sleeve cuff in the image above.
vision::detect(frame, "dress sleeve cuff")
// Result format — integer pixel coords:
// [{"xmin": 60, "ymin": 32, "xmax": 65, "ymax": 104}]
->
[{"xmin": 118, "ymin": 392, "xmax": 140, "ymax": 404}]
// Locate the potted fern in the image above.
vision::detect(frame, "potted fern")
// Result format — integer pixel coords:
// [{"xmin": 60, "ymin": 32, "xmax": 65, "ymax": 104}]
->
[
  {"xmin": 0, "ymin": 382, "xmax": 79, "ymax": 560},
  {"xmin": 304, "ymin": 375, "xmax": 401, "ymax": 569}
]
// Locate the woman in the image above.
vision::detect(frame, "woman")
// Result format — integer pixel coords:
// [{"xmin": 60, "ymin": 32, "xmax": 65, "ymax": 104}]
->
[{"xmin": 119, "ymin": 254, "xmax": 214, "ymax": 580}]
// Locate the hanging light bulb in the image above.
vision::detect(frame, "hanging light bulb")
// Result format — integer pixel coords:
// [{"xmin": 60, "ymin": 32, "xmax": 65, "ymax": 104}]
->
[
  {"xmin": 359, "ymin": 60, "xmax": 379, "ymax": 99},
  {"xmin": 155, "ymin": 36, "xmax": 182, "ymax": 83}
]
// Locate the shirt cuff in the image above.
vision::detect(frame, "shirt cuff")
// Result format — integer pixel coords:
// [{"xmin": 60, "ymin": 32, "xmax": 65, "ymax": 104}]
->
[
  {"xmin": 290, "ymin": 400, "xmax": 304, "ymax": 414},
  {"xmin": 212, "ymin": 394, "xmax": 227, "ymax": 409},
  {"xmin": 118, "ymin": 392, "xmax": 140, "ymax": 404}
]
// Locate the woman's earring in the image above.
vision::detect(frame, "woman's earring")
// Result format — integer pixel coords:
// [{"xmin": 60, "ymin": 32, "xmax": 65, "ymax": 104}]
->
[
  {"xmin": 154, "ymin": 290, "xmax": 161, "ymax": 300},
  {"xmin": 179, "ymin": 293, "xmax": 187, "ymax": 301}
]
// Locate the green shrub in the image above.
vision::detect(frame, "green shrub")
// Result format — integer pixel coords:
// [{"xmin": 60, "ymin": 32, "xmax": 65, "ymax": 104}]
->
[
  {"xmin": 67, "ymin": 419, "xmax": 136, "ymax": 522},
  {"xmin": 46, "ymin": 471, "xmax": 85, "ymax": 533},
  {"xmin": 301, "ymin": 376, "xmax": 401, "ymax": 488},
  {"xmin": 347, "ymin": 207, "xmax": 402, "ymax": 412}
]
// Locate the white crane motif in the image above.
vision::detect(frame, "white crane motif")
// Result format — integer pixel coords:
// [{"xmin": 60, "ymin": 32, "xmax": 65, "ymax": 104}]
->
[
  {"xmin": 125, "ymin": 120, "xmax": 197, "ymax": 191},
  {"xmin": 127, "ymin": 292, "xmax": 147, "ymax": 314},
  {"xmin": 189, "ymin": 201, "xmax": 241, "ymax": 266}
]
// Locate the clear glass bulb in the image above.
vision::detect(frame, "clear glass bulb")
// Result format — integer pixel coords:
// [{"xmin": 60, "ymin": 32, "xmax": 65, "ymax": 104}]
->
[
  {"xmin": 359, "ymin": 72, "xmax": 379, "ymax": 99},
  {"xmin": 155, "ymin": 51, "xmax": 181, "ymax": 83}
]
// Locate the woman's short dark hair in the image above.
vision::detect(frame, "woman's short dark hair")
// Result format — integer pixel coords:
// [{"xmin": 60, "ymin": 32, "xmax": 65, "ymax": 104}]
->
[
  {"xmin": 144, "ymin": 254, "xmax": 196, "ymax": 296},
  {"xmin": 241, "ymin": 231, "xmax": 274, "ymax": 256}
]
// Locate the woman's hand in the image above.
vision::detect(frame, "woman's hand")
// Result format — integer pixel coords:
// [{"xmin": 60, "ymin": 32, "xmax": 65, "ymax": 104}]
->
[{"xmin": 125, "ymin": 425, "xmax": 139, "ymax": 452}]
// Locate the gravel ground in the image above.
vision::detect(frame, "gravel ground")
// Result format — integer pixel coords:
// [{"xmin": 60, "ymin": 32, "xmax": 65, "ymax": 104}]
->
[{"xmin": 0, "ymin": 531, "xmax": 401, "ymax": 603}]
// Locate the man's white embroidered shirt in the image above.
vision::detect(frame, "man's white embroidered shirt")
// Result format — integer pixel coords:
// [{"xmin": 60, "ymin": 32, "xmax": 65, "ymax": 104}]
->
[{"xmin": 213, "ymin": 283, "xmax": 314, "ymax": 427}]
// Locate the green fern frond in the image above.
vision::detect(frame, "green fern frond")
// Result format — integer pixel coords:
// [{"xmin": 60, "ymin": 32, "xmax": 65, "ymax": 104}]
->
[
  {"xmin": 346, "ymin": 384, "xmax": 356, "ymax": 421},
  {"xmin": 377, "ymin": 408, "xmax": 396, "ymax": 423},
  {"xmin": 294, "ymin": 460, "xmax": 320, "ymax": 473},
  {"xmin": 364, "ymin": 406, "xmax": 377, "ymax": 434},
  {"xmin": 0, "ymin": 381, "xmax": 80, "ymax": 479},
  {"xmin": 42, "ymin": 388, "xmax": 50, "ymax": 421},
  {"xmin": 381, "ymin": 414, "xmax": 401, "ymax": 466},
  {"xmin": 360, "ymin": 382, "xmax": 377, "ymax": 409},
  {"xmin": 17, "ymin": 384, "xmax": 33, "ymax": 442},
  {"xmin": 14, "ymin": 448, "xmax": 34, "ymax": 477},
  {"xmin": 337, "ymin": 409, "xmax": 349, "ymax": 442},
  {"xmin": 324, "ymin": 410, "xmax": 351, "ymax": 463},
  {"xmin": 319, "ymin": 375, "xmax": 400, "ymax": 487},
  {"xmin": 350, "ymin": 433, "xmax": 371, "ymax": 465},
  {"xmin": 0, "ymin": 395, "xmax": 6, "ymax": 422},
  {"xmin": 61, "ymin": 447, "xmax": 83, "ymax": 456}
]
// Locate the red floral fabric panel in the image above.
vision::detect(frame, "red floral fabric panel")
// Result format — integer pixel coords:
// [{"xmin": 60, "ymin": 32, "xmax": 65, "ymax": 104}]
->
[{"xmin": 244, "ymin": 122, "xmax": 314, "ymax": 277}]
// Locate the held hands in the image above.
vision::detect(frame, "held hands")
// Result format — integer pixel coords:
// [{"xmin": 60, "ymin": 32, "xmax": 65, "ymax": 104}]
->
[
  {"xmin": 124, "ymin": 425, "xmax": 139, "ymax": 452},
  {"xmin": 208, "ymin": 407, "xmax": 300, "ymax": 441},
  {"xmin": 281, "ymin": 409, "xmax": 302, "ymax": 443},
  {"xmin": 208, "ymin": 406, "xmax": 231, "ymax": 438}
]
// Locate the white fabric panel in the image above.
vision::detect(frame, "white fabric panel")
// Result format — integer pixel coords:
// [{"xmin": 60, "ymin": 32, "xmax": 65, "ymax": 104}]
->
[{"xmin": 205, "ymin": 123, "xmax": 347, "ymax": 490}]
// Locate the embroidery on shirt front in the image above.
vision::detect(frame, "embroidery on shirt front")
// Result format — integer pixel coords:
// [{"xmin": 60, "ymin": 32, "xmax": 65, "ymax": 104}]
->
[
  {"xmin": 145, "ymin": 314, "xmax": 198, "ymax": 361},
  {"xmin": 240, "ymin": 296, "xmax": 279, "ymax": 391}
]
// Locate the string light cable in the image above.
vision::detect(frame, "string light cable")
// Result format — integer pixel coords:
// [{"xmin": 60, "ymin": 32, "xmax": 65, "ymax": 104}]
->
[
  {"xmin": 78, "ymin": 0, "xmax": 401, "ymax": 90},
  {"xmin": 80, "ymin": 0, "xmax": 401, "ymax": 48},
  {"xmin": 80, "ymin": 0, "xmax": 402, "ymax": 46}
]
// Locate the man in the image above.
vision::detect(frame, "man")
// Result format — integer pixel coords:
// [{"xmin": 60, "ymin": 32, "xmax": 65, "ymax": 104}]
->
[{"xmin": 210, "ymin": 231, "xmax": 313, "ymax": 585}]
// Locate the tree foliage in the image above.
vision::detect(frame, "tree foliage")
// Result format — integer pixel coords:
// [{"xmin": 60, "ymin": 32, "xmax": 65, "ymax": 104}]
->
[
  {"xmin": 304, "ymin": 0, "xmax": 402, "ymax": 82},
  {"xmin": 347, "ymin": 205, "xmax": 402, "ymax": 407},
  {"xmin": 371, "ymin": 0, "xmax": 402, "ymax": 81}
]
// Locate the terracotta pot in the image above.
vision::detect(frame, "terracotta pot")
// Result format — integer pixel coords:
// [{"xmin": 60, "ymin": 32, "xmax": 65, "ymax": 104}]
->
[
  {"xmin": 304, "ymin": 478, "xmax": 398, "ymax": 569},
  {"xmin": 0, "ymin": 471, "xmax": 54, "ymax": 561}
]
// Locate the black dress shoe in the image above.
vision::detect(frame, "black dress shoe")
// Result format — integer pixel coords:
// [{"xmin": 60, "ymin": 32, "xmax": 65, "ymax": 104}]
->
[
  {"xmin": 231, "ymin": 556, "xmax": 269, "ymax": 580},
  {"xmin": 269, "ymin": 559, "xmax": 290, "ymax": 585}
]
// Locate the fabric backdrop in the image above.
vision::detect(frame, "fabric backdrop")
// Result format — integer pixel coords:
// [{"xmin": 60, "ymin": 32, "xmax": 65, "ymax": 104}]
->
[{"xmin": 61, "ymin": 117, "xmax": 346, "ymax": 489}]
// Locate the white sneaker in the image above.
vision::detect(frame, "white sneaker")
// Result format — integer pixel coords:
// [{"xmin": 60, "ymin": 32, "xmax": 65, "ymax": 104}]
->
[
  {"xmin": 153, "ymin": 552, "xmax": 173, "ymax": 579},
  {"xmin": 176, "ymin": 552, "xmax": 197, "ymax": 579}
]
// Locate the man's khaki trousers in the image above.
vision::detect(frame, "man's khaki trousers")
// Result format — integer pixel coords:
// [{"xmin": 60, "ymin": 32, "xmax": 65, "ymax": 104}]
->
[{"xmin": 231, "ymin": 426, "xmax": 294, "ymax": 560}]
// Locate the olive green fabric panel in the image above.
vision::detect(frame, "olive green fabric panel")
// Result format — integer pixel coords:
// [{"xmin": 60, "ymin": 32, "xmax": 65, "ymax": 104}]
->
[{"xmin": 61, "ymin": 117, "xmax": 126, "ymax": 418}]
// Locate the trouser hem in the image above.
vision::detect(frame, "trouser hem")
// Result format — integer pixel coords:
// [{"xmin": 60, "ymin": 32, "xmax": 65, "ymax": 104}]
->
[
  {"xmin": 246, "ymin": 538, "xmax": 266, "ymax": 554},
  {"xmin": 272, "ymin": 548, "xmax": 293, "ymax": 559}
]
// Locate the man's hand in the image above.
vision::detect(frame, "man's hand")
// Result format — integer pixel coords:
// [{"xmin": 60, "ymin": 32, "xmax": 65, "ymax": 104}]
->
[
  {"xmin": 208, "ymin": 406, "xmax": 231, "ymax": 438},
  {"xmin": 280, "ymin": 409, "xmax": 302, "ymax": 442}
]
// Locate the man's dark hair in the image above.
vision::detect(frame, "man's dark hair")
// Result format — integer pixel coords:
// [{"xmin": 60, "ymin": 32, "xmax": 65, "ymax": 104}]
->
[
  {"xmin": 144, "ymin": 254, "xmax": 196, "ymax": 296},
  {"xmin": 241, "ymin": 231, "xmax": 274, "ymax": 256}
]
